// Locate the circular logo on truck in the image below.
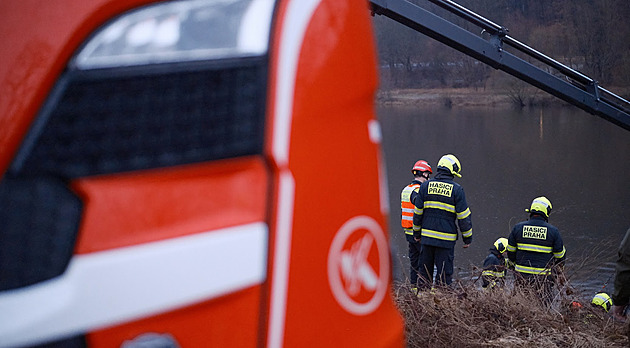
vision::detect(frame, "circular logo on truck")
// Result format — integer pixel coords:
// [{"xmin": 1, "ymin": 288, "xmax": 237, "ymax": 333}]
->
[{"xmin": 327, "ymin": 216, "xmax": 389, "ymax": 315}]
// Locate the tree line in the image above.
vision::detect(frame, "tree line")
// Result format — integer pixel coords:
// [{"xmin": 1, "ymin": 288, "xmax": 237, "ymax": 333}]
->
[{"xmin": 372, "ymin": 0, "xmax": 630, "ymax": 94}]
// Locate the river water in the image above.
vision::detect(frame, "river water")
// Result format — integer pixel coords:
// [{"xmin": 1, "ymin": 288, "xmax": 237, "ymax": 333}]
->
[{"xmin": 379, "ymin": 104, "xmax": 630, "ymax": 298}]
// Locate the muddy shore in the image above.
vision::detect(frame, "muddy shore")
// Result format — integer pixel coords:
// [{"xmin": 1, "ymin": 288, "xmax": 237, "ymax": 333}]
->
[{"xmin": 376, "ymin": 87, "xmax": 630, "ymax": 108}]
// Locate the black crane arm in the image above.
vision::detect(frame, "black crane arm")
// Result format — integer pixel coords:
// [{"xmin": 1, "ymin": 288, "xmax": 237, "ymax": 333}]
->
[{"xmin": 370, "ymin": 0, "xmax": 630, "ymax": 131}]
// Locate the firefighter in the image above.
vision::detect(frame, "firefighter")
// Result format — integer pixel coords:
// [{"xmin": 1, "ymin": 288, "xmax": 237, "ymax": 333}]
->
[
  {"xmin": 413, "ymin": 154, "xmax": 472, "ymax": 288},
  {"xmin": 401, "ymin": 160, "xmax": 432, "ymax": 288},
  {"xmin": 507, "ymin": 196, "xmax": 566, "ymax": 304},
  {"xmin": 611, "ymin": 227, "xmax": 630, "ymax": 322},
  {"xmin": 482, "ymin": 237, "xmax": 509, "ymax": 289}
]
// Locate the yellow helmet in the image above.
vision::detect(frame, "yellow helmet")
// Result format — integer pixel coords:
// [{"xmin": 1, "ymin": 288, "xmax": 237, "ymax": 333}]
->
[
  {"xmin": 437, "ymin": 154, "xmax": 462, "ymax": 177},
  {"xmin": 494, "ymin": 238, "xmax": 508, "ymax": 254},
  {"xmin": 525, "ymin": 196, "xmax": 553, "ymax": 218},
  {"xmin": 592, "ymin": 293, "xmax": 612, "ymax": 312}
]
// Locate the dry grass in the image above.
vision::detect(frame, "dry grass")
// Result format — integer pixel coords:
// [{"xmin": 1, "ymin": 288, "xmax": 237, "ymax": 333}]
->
[{"xmin": 394, "ymin": 276, "xmax": 629, "ymax": 348}]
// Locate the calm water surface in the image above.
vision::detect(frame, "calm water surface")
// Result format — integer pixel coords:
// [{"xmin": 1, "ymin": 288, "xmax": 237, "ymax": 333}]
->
[{"xmin": 378, "ymin": 104, "xmax": 630, "ymax": 298}]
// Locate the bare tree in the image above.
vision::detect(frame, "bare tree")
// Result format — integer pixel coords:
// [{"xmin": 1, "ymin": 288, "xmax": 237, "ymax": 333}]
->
[
  {"xmin": 372, "ymin": 0, "xmax": 630, "ymax": 90},
  {"xmin": 565, "ymin": 0, "xmax": 629, "ymax": 85}
]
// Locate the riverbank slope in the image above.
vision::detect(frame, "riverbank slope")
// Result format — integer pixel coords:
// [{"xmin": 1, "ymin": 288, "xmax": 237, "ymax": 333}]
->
[
  {"xmin": 395, "ymin": 282, "xmax": 629, "ymax": 347},
  {"xmin": 377, "ymin": 87, "xmax": 630, "ymax": 108}
]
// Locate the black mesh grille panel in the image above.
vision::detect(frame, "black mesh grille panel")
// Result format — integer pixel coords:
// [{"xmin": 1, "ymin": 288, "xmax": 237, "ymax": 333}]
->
[
  {"xmin": 0, "ymin": 176, "xmax": 82, "ymax": 291},
  {"xmin": 12, "ymin": 58, "xmax": 267, "ymax": 178}
]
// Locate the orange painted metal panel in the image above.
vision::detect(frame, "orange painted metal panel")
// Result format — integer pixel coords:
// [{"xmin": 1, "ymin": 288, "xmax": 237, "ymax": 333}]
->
[
  {"xmin": 265, "ymin": 0, "xmax": 405, "ymax": 346},
  {"xmin": 87, "ymin": 285, "xmax": 263, "ymax": 347},
  {"xmin": 72, "ymin": 157, "xmax": 269, "ymax": 254}
]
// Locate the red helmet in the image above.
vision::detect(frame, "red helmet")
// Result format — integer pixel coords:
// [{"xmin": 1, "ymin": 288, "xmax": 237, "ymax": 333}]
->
[{"xmin": 412, "ymin": 160, "xmax": 432, "ymax": 174}]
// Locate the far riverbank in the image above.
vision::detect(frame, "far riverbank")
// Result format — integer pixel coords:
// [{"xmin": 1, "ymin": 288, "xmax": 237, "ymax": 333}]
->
[{"xmin": 376, "ymin": 87, "xmax": 630, "ymax": 108}]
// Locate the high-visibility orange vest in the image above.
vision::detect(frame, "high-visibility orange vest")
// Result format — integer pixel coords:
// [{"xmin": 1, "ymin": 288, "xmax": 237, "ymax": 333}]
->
[{"xmin": 401, "ymin": 182, "xmax": 420, "ymax": 234}]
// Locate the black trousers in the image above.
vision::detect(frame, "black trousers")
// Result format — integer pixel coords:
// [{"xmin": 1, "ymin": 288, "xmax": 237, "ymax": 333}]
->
[
  {"xmin": 406, "ymin": 234, "xmax": 422, "ymax": 286},
  {"xmin": 418, "ymin": 244, "xmax": 454, "ymax": 288}
]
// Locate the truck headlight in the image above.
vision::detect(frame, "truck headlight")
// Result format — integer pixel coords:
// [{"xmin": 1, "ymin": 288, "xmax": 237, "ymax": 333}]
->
[{"xmin": 73, "ymin": 0, "xmax": 275, "ymax": 69}]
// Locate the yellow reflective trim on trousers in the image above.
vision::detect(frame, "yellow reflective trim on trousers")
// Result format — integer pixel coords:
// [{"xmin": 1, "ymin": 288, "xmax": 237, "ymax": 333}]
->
[
  {"xmin": 484, "ymin": 280, "xmax": 497, "ymax": 289},
  {"xmin": 506, "ymin": 244, "xmax": 516, "ymax": 252},
  {"xmin": 482, "ymin": 270, "xmax": 505, "ymax": 277},
  {"xmin": 517, "ymin": 243, "xmax": 552, "ymax": 253},
  {"xmin": 404, "ymin": 229, "xmax": 414, "ymax": 235},
  {"xmin": 554, "ymin": 246, "xmax": 566, "ymax": 258},
  {"xmin": 514, "ymin": 264, "xmax": 551, "ymax": 275},
  {"xmin": 414, "ymin": 206, "xmax": 424, "ymax": 215},
  {"xmin": 457, "ymin": 207, "xmax": 471, "ymax": 219},
  {"xmin": 421, "ymin": 229, "xmax": 457, "ymax": 241},
  {"xmin": 424, "ymin": 201, "xmax": 455, "ymax": 213},
  {"xmin": 461, "ymin": 229, "xmax": 472, "ymax": 238}
]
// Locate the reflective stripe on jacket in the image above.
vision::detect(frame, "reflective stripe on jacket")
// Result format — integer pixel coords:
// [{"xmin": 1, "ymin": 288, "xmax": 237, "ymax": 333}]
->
[
  {"xmin": 482, "ymin": 250, "xmax": 506, "ymax": 288},
  {"xmin": 507, "ymin": 216, "xmax": 565, "ymax": 276},
  {"xmin": 412, "ymin": 170, "xmax": 472, "ymax": 248},
  {"xmin": 401, "ymin": 181, "xmax": 421, "ymax": 234}
]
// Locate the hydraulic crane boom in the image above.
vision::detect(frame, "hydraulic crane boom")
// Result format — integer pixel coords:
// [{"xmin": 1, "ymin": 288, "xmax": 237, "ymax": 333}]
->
[{"xmin": 370, "ymin": 0, "xmax": 630, "ymax": 131}]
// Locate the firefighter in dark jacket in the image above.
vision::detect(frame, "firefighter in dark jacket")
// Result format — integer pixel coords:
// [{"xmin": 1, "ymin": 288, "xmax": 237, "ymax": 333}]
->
[
  {"xmin": 482, "ymin": 237, "xmax": 508, "ymax": 289},
  {"xmin": 401, "ymin": 160, "xmax": 432, "ymax": 287},
  {"xmin": 611, "ymin": 226, "xmax": 630, "ymax": 322},
  {"xmin": 413, "ymin": 154, "xmax": 472, "ymax": 288},
  {"xmin": 507, "ymin": 196, "xmax": 565, "ymax": 303}
]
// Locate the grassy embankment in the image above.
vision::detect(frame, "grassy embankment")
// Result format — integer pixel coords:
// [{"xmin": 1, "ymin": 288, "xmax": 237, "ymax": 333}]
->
[{"xmin": 394, "ymin": 277, "xmax": 629, "ymax": 348}]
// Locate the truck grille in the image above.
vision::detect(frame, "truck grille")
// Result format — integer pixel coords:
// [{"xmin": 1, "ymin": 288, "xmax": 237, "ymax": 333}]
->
[
  {"xmin": 1, "ymin": 57, "xmax": 267, "ymax": 291},
  {"xmin": 11, "ymin": 58, "xmax": 267, "ymax": 178}
]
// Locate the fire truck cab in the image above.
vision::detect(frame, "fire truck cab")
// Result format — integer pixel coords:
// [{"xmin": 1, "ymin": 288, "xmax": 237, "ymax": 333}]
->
[{"xmin": 0, "ymin": 0, "xmax": 404, "ymax": 347}]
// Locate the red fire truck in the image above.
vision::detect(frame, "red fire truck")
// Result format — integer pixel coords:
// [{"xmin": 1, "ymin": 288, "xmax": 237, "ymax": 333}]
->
[{"xmin": 0, "ymin": 0, "xmax": 404, "ymax": 347}]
